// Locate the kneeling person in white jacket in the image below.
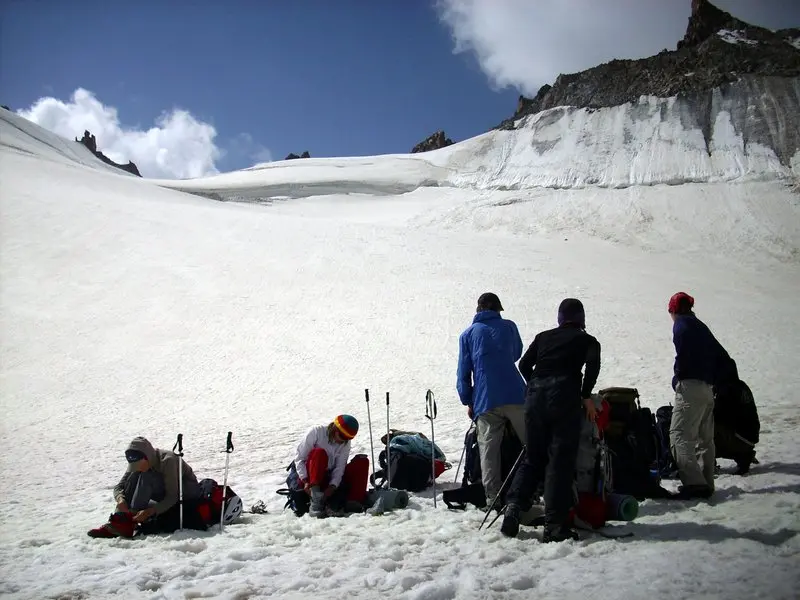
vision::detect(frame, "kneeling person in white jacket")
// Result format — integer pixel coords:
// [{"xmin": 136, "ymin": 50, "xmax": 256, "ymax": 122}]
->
[{"xmin": 294, "ymin": 414, "xmax": 359, "ymax": 517}]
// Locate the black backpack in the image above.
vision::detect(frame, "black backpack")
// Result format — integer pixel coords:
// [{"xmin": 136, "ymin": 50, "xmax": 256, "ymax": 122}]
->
[
  {"xmin": 600, "ymin": 387, "xmax": 674, "ymax": 500},
  {"xmin": 443, "ymin": 421, "xmax": 523, "ymax": 510},
  {"xmin": 655, "ymin": 405, "xmax": 679, "ymax": 478},
  {"xmin": 276, "ymin": 462, "xmax": 311, "ymax": 517},
  {"xmin": 370, "ymin": 449, "xmax": 432, "ymax": 492},
  {"xmin": 461, "ymin": 421, "xmax": 523, "ymax": 487}
]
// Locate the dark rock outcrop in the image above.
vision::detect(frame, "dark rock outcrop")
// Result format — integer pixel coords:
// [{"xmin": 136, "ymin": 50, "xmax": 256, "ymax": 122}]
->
[
  {"xmin": 1, "ymin": 105, "xmax": 10, "ymax": 111},
  {"xmin": 76, "ymin": 130, "xmax": 141, "ymax": 177},
  {"xmin": 285, "ymin": 151, "xmax": 311, "ymax": 160},
  {"xmin": 499, "ymin": 0, "xmax": 800, "ymax": 130},
  {"xmin": 411, "ymin": 130, "xmax": 454, "ymax": 153}
]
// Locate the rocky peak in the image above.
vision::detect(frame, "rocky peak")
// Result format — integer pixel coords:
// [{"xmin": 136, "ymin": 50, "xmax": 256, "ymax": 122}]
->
[
  {"xmin": 411, "ymin": 130, "xmax": 454, "ymax": 153},
  {"xmin": 285, "ymin": 151, "xmax": 311, "ymax": 160},
  {"xmin": 678, "ymin": 0, "xmax": 749, "ymax": 49},
  {"xmin": 76, "ymin": 130, "xmax": 141, "ymax": 177},
  {"xmin": 499, "ymin": 0, "xmax": 800, "ymax": 132}
]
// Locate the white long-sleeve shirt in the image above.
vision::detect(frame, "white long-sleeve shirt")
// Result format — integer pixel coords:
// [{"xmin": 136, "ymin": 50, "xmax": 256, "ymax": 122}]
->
[{"xmin": 294, "ymin": 425, "xmax": 351, "ymax": 487}]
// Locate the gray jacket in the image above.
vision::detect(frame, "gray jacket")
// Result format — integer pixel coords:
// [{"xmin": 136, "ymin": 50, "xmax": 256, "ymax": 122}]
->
[{"xmin": 113, "ymin": 437, "xmax": 199, "ymax": 515}]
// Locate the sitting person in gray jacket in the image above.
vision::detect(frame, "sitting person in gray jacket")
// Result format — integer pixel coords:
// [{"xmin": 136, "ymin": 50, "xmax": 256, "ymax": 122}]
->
[{"xmin": 88, "ymin": 436, "xmax": 201, "ymax": 538}]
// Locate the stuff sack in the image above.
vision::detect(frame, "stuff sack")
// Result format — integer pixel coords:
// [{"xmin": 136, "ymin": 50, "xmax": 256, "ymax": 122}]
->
[{"xmin": 196, "ymin": 478, "xmax": 244, "ymax": 526}]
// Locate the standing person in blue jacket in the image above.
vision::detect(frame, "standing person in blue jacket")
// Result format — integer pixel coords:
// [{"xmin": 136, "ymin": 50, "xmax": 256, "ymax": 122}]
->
[
  {"xmin": 457, "ymin": 292, "xmax": 527, "ymax": 506},
  {"xmin": 668, "ymin": 291, "xmax": 732, "ymax": 499}
]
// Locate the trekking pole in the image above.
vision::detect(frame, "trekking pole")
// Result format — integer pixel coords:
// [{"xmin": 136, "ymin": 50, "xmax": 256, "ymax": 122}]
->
[
  {"xmin": 172, "ymin": 433, "xmax": 184, "ymax": 532},
  {"xmin": 386, "ymin": 391, "xmax": 391, "ymax": 489},
  {"xmin": 219, "ymin": 431, "xmax": 234, "ymax": 532},
  {"xmin": 425, "ymin": 389, "xmax": 438, "ymax": 507},
  {"xmin": 479, "ymin": 445, "xmax": 526, "ymax": 530},
  {"xmin": 453, "ymin": 421, "xmax": 476, "ymax": 484},
  {"xmin": 365, "ymin": 389, "xmax": 376, "ymax": 482}
]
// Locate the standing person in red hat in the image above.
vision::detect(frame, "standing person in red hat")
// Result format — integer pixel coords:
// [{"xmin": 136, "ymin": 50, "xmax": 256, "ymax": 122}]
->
[
  {"xmin": 668, "ymin": 292, "xmax": 732, "ymax": 499},
  {"xmin": 292, "ymin": 415, "xmax": 364, "ymax": 518}
]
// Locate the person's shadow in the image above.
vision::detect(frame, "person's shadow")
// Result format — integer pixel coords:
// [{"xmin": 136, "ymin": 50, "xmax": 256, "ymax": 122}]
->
[
  {"xmin": 625, "ymin": 521, "xmax": 796, "ymax": 546},
  {"xmin": 635, "ymin": 462, "xmax": 800, "ymax": 518}
]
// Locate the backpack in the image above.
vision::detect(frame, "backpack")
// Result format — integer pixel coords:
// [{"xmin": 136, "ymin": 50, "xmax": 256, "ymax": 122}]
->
[
  {"xmin": 277, "ymin": 462, "xmax": 311, "ymax": 516},
  {"xmin": 655, "ymin": 405, "xmax": 679, "ymax": 478},
  {"xmin": 196, "ymin": 478, "xmax": 243, "ymax": 526},
  {"xmin": 442, "ymin": 421, "xmax": 523, "ymax": 510},
  {"xmin": 714, "ymin": 379, "xmax": 760, "ymax": 447},
  {"xmin": 461, "ymin": 421, "xmax": 523, "ymax": 487},
  {"xmin": 599, "ymin": 387, "xmax": 673, "ymax": 500},
  {"xmin": 573, "ymin": 396, "xmax": 613, "ymax": 529},
  {"xmin": 369, "ymin": 432, "xmax": 447, "ymax": 492}
]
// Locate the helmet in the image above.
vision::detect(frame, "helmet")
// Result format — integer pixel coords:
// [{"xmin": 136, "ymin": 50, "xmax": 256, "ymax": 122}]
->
[{"xmin": 222, "ymin": 495, "xmax": 243, "ymax": 524}]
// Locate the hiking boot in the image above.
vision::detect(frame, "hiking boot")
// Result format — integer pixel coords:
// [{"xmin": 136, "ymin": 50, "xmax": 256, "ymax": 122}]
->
[
  {"xmin": 543, "ymin": 527, "xmax": 579, "ymax": 543},
  {"xmin": 500, "ymin": 504, "xmax": 521, "ymax": 538},
  {"xmin": 481, "ymin": 495, "xmax": 504, "ymax": 513},
  {"xmin": 734, "ymin": 450, "xmax": 756, "ymax": 475},
  {"xmin": 325, "ymin": 506, "xmax": 346, "ymax": 518},
  {"xmin": 308, "ymin": 486, "xmax": 326, "ymax": 518},
  {"xmin": 87, "ymin": 511, "xmax": 136, "ymax": 538},
  {"xmin": 677, "ymin": 484, "xmax": 713, "ymax": 500}
]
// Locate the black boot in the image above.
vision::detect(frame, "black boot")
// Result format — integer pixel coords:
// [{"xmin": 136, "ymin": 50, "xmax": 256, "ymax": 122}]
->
[
  {"xmin": 500, "ymin": 503, "xmax": 521, "ymax": 538},
  {"xmin": 542, "ymin": 526, "xmax": 579, "ymax": 543}
]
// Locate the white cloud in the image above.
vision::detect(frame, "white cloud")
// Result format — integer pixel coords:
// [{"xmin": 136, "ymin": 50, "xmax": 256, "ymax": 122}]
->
[
  {"xmin": 436, "ymin": 0, "xmax": 691, "ymax": 96},
  {"xmin": 437, "ymin": 0, "xmax": 800, "ymax": 97},
  {"xmin": 17, "ymin": 88, "xmax": 226, "ymax": 179}
]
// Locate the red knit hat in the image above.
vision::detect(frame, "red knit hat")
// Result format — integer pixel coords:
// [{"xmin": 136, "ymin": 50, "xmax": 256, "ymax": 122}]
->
[
  {"xmin": 333, "ymin": 414, "xmax": 359, "ymax": 440},
  {"xmin": 668, "ymin": 292, "xmax": 695, "ymax": 314}
]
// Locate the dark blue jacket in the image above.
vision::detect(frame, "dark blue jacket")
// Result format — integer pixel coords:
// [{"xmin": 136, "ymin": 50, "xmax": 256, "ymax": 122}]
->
[
  {"xmin": 672, "ymin": 313, "xmax": 730, "ymax": 390},
  {"xmin": 457, "ymin": 311, "xmax": 526, "ymax": 417}
]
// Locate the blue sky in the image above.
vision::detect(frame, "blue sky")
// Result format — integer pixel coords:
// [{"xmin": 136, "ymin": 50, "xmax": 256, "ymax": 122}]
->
[{"xmin": 1, "ymin": 0, "xmax": 797, "ymax": 178}]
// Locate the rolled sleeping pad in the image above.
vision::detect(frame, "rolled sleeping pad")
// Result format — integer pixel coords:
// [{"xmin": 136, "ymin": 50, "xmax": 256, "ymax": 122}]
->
[
  {"xmin": 606, "ymin": 493, "xmax": 639, "ymax": 522},
  {"xmin": 365, "ymin": 488, "xmax": 410, "ymax": 511}
]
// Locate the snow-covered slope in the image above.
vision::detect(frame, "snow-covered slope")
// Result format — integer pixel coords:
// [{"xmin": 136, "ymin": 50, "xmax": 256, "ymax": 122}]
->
[
  {"xmin": 436, "ymin": 76, "xmax": 800, "ymax": 189},
  {"xmin": 2, "ymin": 99, "xmax": 800, "ymax": 600},
  {"xmin": 0, "ymin": 108, "xmax": 138, "ymax": 176},
  {"xmin": 156, "ymin": 76, "xmax": 799, "ymax": 202}
]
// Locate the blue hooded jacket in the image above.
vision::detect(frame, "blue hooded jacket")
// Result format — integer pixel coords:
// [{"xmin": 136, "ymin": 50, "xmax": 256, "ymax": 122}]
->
[{"xmin": 457, "ymin": 311, "xmax": 526, "ymax": 417}]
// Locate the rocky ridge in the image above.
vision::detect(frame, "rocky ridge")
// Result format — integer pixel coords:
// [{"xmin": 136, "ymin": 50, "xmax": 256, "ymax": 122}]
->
[
  {"xmin": 500, "ymin": 0, "xmax": 800, "ymax": 143},
  {"xmin": 76, "ymin": 130, "xmax": 141, "ymax": 177}
]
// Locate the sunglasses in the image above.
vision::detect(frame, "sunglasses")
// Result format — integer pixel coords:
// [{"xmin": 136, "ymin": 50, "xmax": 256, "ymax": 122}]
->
[{"xmin": 125, "ymin": 450, "xmax": 147, "ymax": 463}]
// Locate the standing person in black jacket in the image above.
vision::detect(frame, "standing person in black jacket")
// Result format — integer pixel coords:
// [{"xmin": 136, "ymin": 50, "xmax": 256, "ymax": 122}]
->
[{"xmin": 500, "ymin": 298, "xmax": 601, "ymax": 542}]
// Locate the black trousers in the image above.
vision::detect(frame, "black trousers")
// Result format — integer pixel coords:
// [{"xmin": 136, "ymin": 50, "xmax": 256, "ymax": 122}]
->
[{"xmin": 506, "ymin": 375, "xmax": 582, "ymax": 531}]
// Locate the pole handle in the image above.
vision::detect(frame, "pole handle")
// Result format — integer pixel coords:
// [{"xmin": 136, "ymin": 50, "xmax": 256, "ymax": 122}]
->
[
  {"xmin": 386, "ymin": 391, "xmax": 390, "ymax": 405},
  {"xmin": 425, "ymin": 390, "xmax": 437, "ymax": 420},
  {"xmin": 173, "ymin": 433, "xmax": 183, "ymax": 456},
  {"xmin": 225, "ymin": 431, "xmax": 234, "ymax": 453},
  {"xmin": 365, "ymin": 389, "xmax": 370, "ymax": 403}
]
